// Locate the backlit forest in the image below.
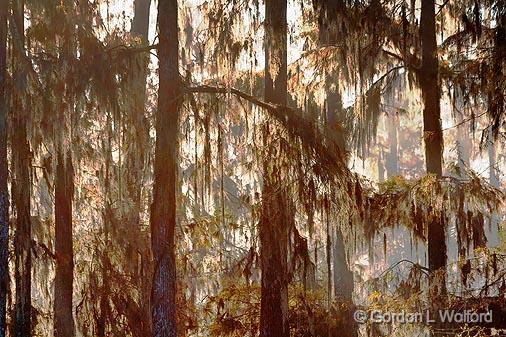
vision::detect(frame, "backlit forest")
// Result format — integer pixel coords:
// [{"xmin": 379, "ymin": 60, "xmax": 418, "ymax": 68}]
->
[{"xmin": 0, "ymin": 0, "xmax": 506, "ymax": 336}]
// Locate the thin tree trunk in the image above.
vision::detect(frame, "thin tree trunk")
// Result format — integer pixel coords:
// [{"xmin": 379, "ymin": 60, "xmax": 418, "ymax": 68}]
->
[
  {"xmin": 11, "ymin": 1, "xmax": 32, "ymax": 335},
  {"xmin": 385, "ymin": 114, "xmax": 399, "ymax": 177},
  {"xmin": 332, "ymin": 228, "xmax": 353, "ymax": 302},
  {"xmin": 454, "ymin": 88, "xmax": 470, "ymax": 169},
  {"xmin": 126, "ymin": 0, "xmax": 151, "ymax": 274},
  {"xmin": 420, "ymin": 0, "xmax": 447, "ymax": 303},
  {"xmin": 0, "ymin": 1, "xmax": 8, "ymax": 335},
  {"xmin": 378, "ymin": 149, "xmax": 385, "ymax": 182},
  {"xmin": 124, "ymin": 7, "xmax": 151, "ymax": 327},
  {"xmin": 150, "ymin": 0, "xmax": 179, "ymax": 336},
  {"xmin": 488, "ymin": 134, "xmax": 499, "ymax": 188},
  {"xmin": 325, "ymin": 82, "xmax": 355, "ymax": 304},
  {"xmin": 325, "ymin": 44, "xmax": 357, "ymax": 337},
  {"xmin": 259, "ymin": 1, "xmax": 290, "ymax": 336},
  {"xmin": 317, "ymin": 2, "xmax": 356, "ymax": 335}
]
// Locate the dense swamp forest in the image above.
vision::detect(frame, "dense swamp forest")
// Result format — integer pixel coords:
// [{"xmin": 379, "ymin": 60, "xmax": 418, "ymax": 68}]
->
[{"xmin": 1, "ymin": 0, "xmax": 506, "ymax": 336}]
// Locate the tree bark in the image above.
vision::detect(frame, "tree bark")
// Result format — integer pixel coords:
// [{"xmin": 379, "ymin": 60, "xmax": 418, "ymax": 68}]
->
[
  {"xmin": 126, "ymin": 0, "xmax": 151, "ymax": 291},
  {"xmin": 11, "ymin": 1, "xmax": 32, "ymax": 335},
  {"xmin": 420, "ymin": 0, "xmax": 447, "ymax": 303},
  {"xmin": 127, "ymin": 0, "xmax": 151, "ymax": 220},
  {"xmin": 53, "ymin": 150, "xmax": 75, "ymax": 337},
  {"xmin": 150, "ymin": 0, "xmax": 179, "ymax": 336},
  {"xmin": 0, "ymin": 1, "xmax": 8, "ymax": 335},
  {"xmin": 53, "ymin": 2, "xmax": 76, "ymax": 335},
  {"xmin": 259, "ymin": 1, "xmax": 290, "ymax": 337}
]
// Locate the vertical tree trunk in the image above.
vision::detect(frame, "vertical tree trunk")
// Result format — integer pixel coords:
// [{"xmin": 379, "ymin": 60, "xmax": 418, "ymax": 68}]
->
[
  {"xmin": 332, "ymin": 228, "xmax": 353, "ymax": 302},
  {"xmin": 454, "ymin": 88, "xmax": 471, "ymax": 169},
  {"xmin": 11, "ymin": 1, "xmax": 32, "ymax": 335},
  {"xmin": 132, "ymin": 0, "xmax": 151, "ymax": 43},
  {"xmin": 53, "ymin": 2, "xmax": 76, "ymax": 335},
  {"xmin": 126, "ymin": 0, "xmax": 151, "ymax": 299},
  {"xmin": 486, "ymin": 130, "xmax": 500, "ymax": 247},
  {"xmin": 487, "ymin": 135, "xmax": 499, "ymax": 188},
  {"xmin": 385, "ymin": 114, "xmax": 399, "ymax": 177},
  {"xmin": 325, "ymin": 85, "xmax": 355, "ymax": 307},
  {"xmin": 314, "ymin": 3, "xmax": 357, "ymax": 335},
  {"xmin": 259, "ymin": 186, "xmax": 291, "ymax": 337},
  {"xmin": 0, "ymin": 1, "xmax": 8, "ymax": 335},
  {"xmin": 127, "ymin": 0, "xmax": 151, "ymax": 242},
  {"xmin": 420, "ymin": 0, "xmax": 447, "ymax": 302},
  {"xmin": 150, "ymin": 0, "xmax": 179, "ymax": 336},
  {"xmin": 53, "ymin": 151, "xmax": 75, "ymax": 337},
  {"xmin": 260, "ymin": 1, "xmax": 289, "ymax": 337}
]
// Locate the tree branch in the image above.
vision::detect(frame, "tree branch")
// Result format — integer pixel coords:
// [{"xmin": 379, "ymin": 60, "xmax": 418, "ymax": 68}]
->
[{"xmin": 185, "ymin": 84, "xmax": 349, "ymax": 177}]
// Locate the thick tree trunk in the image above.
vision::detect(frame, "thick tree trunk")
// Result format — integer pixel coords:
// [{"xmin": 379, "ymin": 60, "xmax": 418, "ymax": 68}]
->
[
  {"xmin": 260, "ymin": 1, "xmax": 290, "ymax": 337},
  {"xmin": 54, "ymin": 3, "xmax": 76, "ymax": 335},
  {"xmin": 259, "ymin": 183, "xmax": 291, "ymax": 337},
  {"xmin": 11, "ymin": 1, "xmax": 32, "ymax": 335},
  {"xmin": 150, "ymin": 1, "xmax": 179, "ymax": 336},
  {"xmin": 132, "ymin": 0, "xmax": 151, "ymax": 41},
  {"xmin": 12, "ymin": 105, "xmax": 31, "ymax": 337},
  {"xmin": 53, "ymin": 150, "xmax": 75, "ymax": 337},
  {"xmin": 0, "ymin": 2, "xmax": 8, "ymax": 335},
  {"xmin": 420, "ymin": 0, "xmax": 447, "ymax": 303}
]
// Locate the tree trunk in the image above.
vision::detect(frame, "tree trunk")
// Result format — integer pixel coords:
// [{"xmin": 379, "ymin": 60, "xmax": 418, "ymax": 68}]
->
[
  {"xmin": 324, "ymin": 45, "xmax": 357, "ymax": 337},
  {"xmin": 11, "ymin": 1, "xmax": 32, "ymax": 335},
  {"xmin": 126, "ymin": 0, "xmax": 151, "ymax": 298},
  {"xmin": 332, "ymin": 228, "xmax": 353, "ymax": 302},
  {"xmin": 378, "ymin": 148, "xmax": 385, "ymax": 182},
  {"xmin": 150, "ymin": 0, "xmax": 179, "ymax": 336},
  {"xmin": 260, "ymin": 1, "xmax": 290, "ymax": 337},
  {"xmin": 53, "ymin": 2, "xmax": 76, "ymax": 335},
  {"xmin": 486, "ymin": 130, "xmax": 500, "ymax": 247},
  {"xmin": 487, "ymin": 134, "xmax": 499, "ymax": 188},
  {"xmin": 385, "ymin": 114, "xmax": 399, "ymax": 177},
  {"xmin": 0, "ymin": 1, "xmax": 8, "ymax": 335},
  {"xmin": 127, "ymin": 0, "xmax": 151, "ymax": 237},
  {"xmin": 53, "ymin": 150, "xmax": 75, "ymax": 337},
  {"xmin": 316, "ymin": 2, "xmax": 356, "ymax": 335},
  {"xmin": 420, "ymin": 0, "xmax": 447, "ymax": 303},
  {"xmin": 454, "ymin": 88, "xmax": 470, "ymax": 169}
]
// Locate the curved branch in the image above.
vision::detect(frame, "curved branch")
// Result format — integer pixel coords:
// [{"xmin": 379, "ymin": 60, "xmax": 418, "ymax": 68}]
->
[{"xmin": 185, "ymin": 84, "xmax": 349, "ymax": 177}]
